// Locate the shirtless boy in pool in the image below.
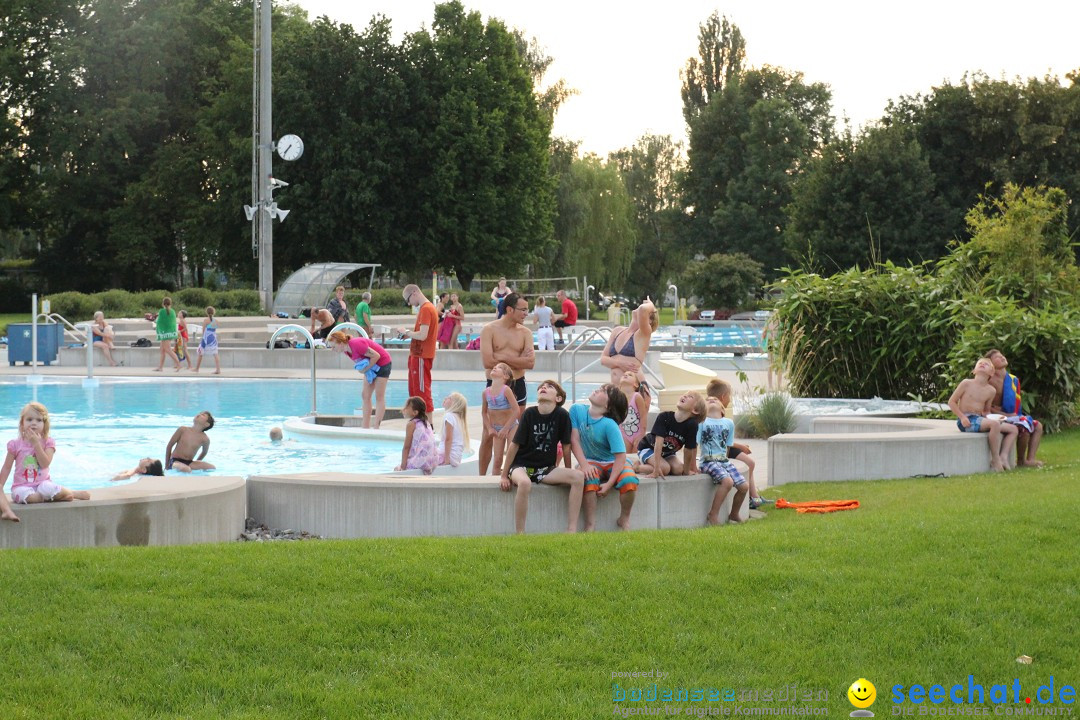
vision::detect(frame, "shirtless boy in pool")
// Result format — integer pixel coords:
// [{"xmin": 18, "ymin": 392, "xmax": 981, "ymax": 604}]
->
[{"xmin": 165, "ymin": 411, "xmax": 216, "ymax": 472}]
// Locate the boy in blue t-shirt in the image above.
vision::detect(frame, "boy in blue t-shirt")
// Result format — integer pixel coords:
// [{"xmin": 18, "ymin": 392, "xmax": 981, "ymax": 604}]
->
[
  {"xmin": 569, "ymin": 384, "xmax": 638, "ymax": 531},
  {"xmin": 698, "ymin": 395, "xmax": 748, "ymax": 525}
]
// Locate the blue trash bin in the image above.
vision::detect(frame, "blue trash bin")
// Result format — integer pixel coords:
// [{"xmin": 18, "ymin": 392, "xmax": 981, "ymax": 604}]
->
[{"xmin": 7, "ymin": 323, "xmax": 62, "ymax": 366}]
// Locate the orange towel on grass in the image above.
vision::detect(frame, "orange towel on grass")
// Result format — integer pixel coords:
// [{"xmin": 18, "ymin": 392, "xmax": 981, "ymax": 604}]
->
[{"xmin": 776, "ymin": 498, "xmax": 860, "ymax": 514}]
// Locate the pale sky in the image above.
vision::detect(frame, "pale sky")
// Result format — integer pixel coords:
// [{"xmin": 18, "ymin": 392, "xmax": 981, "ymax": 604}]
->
[{"xmin": 291, "ymin": 0, "xmax": 1080, "ymax": 157}]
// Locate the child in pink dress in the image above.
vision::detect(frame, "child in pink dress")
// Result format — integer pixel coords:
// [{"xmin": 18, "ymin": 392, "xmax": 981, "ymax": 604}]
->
[
  {"xmin": 1, "ymin": 403, "xmax": 90, "ymax": 518},
  {"xmin": 396, "ymin": 397, "xmax": 439, "ymax": 474}
]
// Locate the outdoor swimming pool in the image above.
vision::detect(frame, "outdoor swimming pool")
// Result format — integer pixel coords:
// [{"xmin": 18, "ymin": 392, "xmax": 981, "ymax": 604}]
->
[
  {"xmin": 0, "ymin": 377, "xmax": 571, "ymax": 492},
  {"xmin": 370, "ymin": 323, "xmax": 765, "ymax": 350}
]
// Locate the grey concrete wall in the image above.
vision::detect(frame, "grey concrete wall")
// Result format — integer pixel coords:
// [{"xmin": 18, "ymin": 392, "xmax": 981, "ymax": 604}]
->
[
  {"xmin": 57, "ymin": 346, "xmax": 660, "ymax": 376},
  {"xmin": 0, "ymin": 476, "xmax": 246, "ymax": 548},
  {"xmin": 768, "ymin": 417, "xmax": 990, "ymax": 485},
  {"xmin": 246, "ymin": 471, "xmax": 744, "ymax": 538}
]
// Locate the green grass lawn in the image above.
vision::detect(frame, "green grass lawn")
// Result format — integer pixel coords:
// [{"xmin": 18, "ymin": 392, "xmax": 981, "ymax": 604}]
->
[
  {"xmin": 0, "ymin": 312, "xmax": 31, "ymax": 336},
  {"xmin": 2, "ymin": 433, "xmax": 1079, "ymax": 718}
]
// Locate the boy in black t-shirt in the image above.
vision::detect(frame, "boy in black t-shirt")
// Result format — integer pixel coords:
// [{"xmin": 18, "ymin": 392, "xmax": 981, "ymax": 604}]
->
[
  {"xmin": 500, "ymin": 379, "xmax": 585, "ymax": 533},
  {"xmin": 635, "ymin": 391, "xmax": 707, "ymax": 478}
]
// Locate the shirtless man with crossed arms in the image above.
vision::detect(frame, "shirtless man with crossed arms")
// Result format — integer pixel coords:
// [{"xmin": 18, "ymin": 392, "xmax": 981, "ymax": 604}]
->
[{"xmin": 479, "ymin": 292, "xmax": 535, "ymax": 474}]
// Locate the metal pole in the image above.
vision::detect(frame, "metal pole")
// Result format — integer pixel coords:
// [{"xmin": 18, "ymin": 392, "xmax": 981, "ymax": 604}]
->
[
  {"xmin": 28, "ymin": 293, "xmax": 41, "ymax": 384},
  {"xmin": 79, "ymin": 322, "xmax": 99, "ymax": 387},
  {"xmin": 257, "ymin": 0, "xmax": 273, "ymax": 312}
]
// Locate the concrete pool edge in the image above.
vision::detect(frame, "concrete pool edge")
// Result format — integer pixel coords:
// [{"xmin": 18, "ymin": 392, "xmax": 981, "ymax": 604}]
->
[
  {"xmin": 0, "ymin": 475, "xmax": 246, "ymax": 549},
  {"xmin": 246, "ymin": 471, "xmax": 749, "ymax": 538}
]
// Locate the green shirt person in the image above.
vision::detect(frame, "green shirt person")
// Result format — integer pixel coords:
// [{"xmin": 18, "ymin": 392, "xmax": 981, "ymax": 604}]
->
[{"xmin": 355, "ymin": 292, "xmax": 373, "ymax": 336}]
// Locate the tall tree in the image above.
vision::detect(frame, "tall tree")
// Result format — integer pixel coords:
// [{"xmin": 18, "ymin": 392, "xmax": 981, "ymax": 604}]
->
[
  {"xmin": 404, "ymin": 1, "xmax": 555, "ymax": 288},
  {"xmin": 681, "ymin": 16, "xmax": 833, "ymax": 276},
  {"xmin": 547, "ymin": 153, "xmax": 636, "ymax": 290},
  {"xmin": 680, "ymin": 12, "xmax": 745, "ymax": 125},
  {"xmin": 609, "ymin": 134, "xmax": 689, "ymax": 300},
  {"xmin": 784, "ymin": 123, "xmax": 949, "ymax": 272}
]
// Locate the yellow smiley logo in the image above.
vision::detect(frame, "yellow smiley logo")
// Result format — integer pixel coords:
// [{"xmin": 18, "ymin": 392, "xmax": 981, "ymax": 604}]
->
[{"xmin": 848, "ymin": 678, "xmax": 877, "ymax": 709}]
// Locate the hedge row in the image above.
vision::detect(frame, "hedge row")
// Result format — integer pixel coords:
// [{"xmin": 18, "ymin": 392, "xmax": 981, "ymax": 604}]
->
[
  {"xmin": 44, "ymin": 289, "xmax": 262, "ymax": 321},
  {"xmin": 344, "ymin": 289, "xmax": 579, "ymax": 315}
]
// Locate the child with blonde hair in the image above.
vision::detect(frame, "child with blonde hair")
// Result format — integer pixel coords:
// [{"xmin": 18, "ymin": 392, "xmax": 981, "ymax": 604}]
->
[
  {"xmin": 635, "ymin": 391, "xmax": 706, "ymax": 478},
  {"xmin": 706, "ymin": 378, "xmax": 769, "ymax": 508},
  {"xmin": 482, "ymin": 362, "xmax": 519, "ymax": 476},
  {"xmin": 440, "ymin": 392, "xmax": 470, "ymax": 467},
  {"xmin": 1, "ymin": 403, "xmax": 90, "ymax": 518},
  {"xmin": 396, "ymin": 397, "xmax": 439, "ymax": 474}
]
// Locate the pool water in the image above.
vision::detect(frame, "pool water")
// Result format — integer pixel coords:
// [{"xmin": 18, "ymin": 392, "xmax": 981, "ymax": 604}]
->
[
  {"xmin": 0, "ymin": 377, "xmax": 597, "ymax": 492},
  {"xmin": 370, "ymin": 324, "xmax": 764, "ymax": 350}
]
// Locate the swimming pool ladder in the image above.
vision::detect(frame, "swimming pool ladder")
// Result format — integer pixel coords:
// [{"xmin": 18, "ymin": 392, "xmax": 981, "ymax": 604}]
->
[
  {"xmin": 556, "ymin": 326, "xmax": 665, "ymax": 402},
  {"xmin": 268, "ymin": 322, "xmax": 369, "ymax": 416}
]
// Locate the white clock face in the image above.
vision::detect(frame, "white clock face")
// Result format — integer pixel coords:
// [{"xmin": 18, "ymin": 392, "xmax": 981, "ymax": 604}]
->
[{"xmin": 277, "ymin": 134, "xmax": 304, "ymax": 161}]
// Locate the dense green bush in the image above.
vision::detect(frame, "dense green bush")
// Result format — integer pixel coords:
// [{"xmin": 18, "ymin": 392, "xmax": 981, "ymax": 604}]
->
[
  {"xmin": 45, "ymin": 289, "xmax": 263, "ymax": 320},
  {"xmin": 773, "ymin": 185, "xmax": 1080, "ymax": 430},
  {"xmin": 944, "ymin": 299, "xmax": 1080, "ymax": 431},
  {"xmin": 210, "ymin": 290, "xmax": 261, "ymax": 313},
  {"xmin": 175, "ymin": 287, "xmax": 214, "ymax": 311},
  {"xmin": 44, "ymin": 291, "xmax": 98, "ymax": 320},
  {"xmin": 771, "ymin": 263, "xmax": 957, "ymax": 400}
]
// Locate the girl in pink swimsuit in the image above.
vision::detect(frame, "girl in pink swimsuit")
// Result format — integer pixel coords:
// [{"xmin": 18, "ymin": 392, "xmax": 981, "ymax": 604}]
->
[{"xmin": 483, "ymin": 363, "xmax": 519, "ymax": 476}]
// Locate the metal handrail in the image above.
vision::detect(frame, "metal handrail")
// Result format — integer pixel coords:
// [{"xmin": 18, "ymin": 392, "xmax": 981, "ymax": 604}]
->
[
  {"xmin": 557, "ymin": 326, "xmax": 611, "ymax": 401},
  {"xmin": 269, "ymin": 324, "xmax": 318, "ymax": 415},
  {"xmin": 37, "ymin": 312, "xmax": 88, "ymax": 342},
  {"xmin": 556, "ymin": 325, "xmax": 667, "ymax": 400}
]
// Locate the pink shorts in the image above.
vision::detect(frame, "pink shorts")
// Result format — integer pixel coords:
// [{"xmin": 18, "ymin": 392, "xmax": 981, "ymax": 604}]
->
[{"xmin": 11, "ymin": 481, "xmax": 63, "ymax": 504}]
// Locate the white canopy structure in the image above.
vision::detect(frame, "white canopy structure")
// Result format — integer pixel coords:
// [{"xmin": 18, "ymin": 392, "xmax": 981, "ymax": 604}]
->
[{"xmin": 271, "ymin": 262, "xmax": 380, "ymax": 317}]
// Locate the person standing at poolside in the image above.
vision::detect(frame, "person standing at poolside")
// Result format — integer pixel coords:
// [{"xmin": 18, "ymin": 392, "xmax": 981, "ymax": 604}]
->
[
  {"xmin": 532, "ymin": 296, "xmax": 555, "ymax": 351},
  {"xmin": 478, "ymin": 292, "xmax": 535, "ymax": 473},
  {"xmin": 553, "ymin": 289, "xmax": 578, "ymax": 345},
  {"xmin": 397, "ymin": 284, "xmax": 438, "ymax": 413},
  {"xmin": 354, "ymin": 291, "xmax": 373, "ymax": 337},
  {"xmin": 327, "ymin": 285, "xmax": 350, "ymax": 326},
  {"xmin": 150, "ymin": 297, "xmax": 181, "ymax": 372}
]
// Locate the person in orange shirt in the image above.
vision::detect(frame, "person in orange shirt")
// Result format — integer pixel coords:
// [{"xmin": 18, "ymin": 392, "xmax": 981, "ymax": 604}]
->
[{"xmin": 397, "ymin": 284, "xmax": 439, "ymax": 412}]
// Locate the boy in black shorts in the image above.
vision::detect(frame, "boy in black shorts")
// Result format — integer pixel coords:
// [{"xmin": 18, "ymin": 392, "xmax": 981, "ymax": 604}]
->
[
  {"xmin": 500, "ymin": 379, "xmax": 584, "ymax": 534},
  {"xmin": 706, "ymin": 378, "xmax": 770, "ymax": 509}
]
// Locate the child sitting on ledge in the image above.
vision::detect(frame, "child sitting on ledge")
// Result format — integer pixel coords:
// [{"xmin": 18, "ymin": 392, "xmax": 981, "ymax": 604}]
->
[{"xmin": 947, "ymin": 357, "xmax": 1018, "ymax": 472}]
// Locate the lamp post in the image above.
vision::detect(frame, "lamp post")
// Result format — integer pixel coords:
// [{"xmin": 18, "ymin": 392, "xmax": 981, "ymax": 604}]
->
[
  {"xmin": 668, "ymin": 284, "xmax": 678, "ymax": 324},
  {"xmin": 586, "ymin": 285, "xmax": 595, "ymax": 321}
]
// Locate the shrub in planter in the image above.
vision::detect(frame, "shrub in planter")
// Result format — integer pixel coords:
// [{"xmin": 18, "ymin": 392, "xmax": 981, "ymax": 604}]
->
[
  {"xmin": 176, "ymin": 287, "xmax": 214, "ymax": 311},
  {"xmin": 214, "ymin": 289, "xmax": 261, "ymax": 313},
  {"xmin": 44, "ymin": 291, "xmax": 97, "ymax": 320}
]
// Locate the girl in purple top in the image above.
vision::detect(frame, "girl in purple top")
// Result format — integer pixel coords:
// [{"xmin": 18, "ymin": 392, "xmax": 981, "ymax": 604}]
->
[
  {"xmin": 327, "ymin": 331, "xmax": 393, "ymax": 429},
  {"xmin": 1, "ymin": 403, "xmax": 90, "ymax": 520}
]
